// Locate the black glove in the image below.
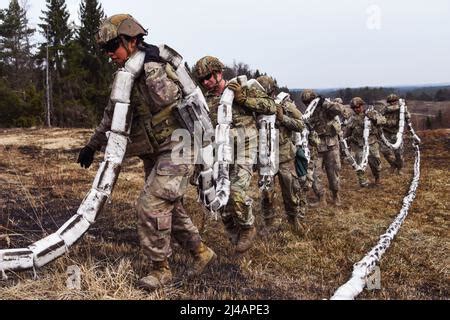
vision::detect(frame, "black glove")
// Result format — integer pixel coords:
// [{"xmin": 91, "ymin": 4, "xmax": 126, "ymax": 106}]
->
[{"xmin": 77, "ymin": 146, "xmax": 95, "ymax": 169}]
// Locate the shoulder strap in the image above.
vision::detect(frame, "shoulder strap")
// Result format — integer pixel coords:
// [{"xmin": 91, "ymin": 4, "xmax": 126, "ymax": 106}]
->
[{"xmin": 139, "ymin": 42, "xmax": 165, "ymax": 64}]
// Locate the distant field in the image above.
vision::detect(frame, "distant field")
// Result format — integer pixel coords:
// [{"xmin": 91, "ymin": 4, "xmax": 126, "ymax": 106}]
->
[
  {"xmin": 407, "ymin": 101, "xmax": 450, "ymax": 130},
  {"xmin": 0, "ymin": 128, "xmax": 448, "ymax": 300}
]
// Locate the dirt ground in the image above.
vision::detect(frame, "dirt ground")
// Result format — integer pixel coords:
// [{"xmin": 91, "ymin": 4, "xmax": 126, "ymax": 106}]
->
[{"xmin": 0, "ymin": 127, "xmax": 448, "ymax": 300}]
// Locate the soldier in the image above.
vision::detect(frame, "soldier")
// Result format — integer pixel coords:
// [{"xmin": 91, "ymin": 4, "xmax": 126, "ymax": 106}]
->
[
  {"xmin": 256, "ymin": 76, "xmax": 307, "ymax": 235},
  {"xmin": 333, "ymin": 98, "xmax": 353, "ymax": 166},
  {"xmin": 379, "ymin": 94, "xmax": 412, "ymax": 175},
  {"xmin": 345, "ymin": 97, "xmax": 386, "ymax": 187},
  {"xmin": 301, "ymin": 90, "xmax": 348, "ymax": 207},
  {"xmin": 193, "ymin": 57, "xmax": 277, "ymax": 253},
  {"xmin": 77, "ymin": 14, "xmax": 215, "ymax": 291}
]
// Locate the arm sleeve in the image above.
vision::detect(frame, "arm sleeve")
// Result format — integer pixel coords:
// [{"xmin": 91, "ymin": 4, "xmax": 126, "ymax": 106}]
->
[
  {"xmin": 87, "ymin": 99, "xmax": 114, "ymax": 151},
  {"xmin": 279, "ymin": 101, "xmax": 305, "ymax": 132},
  {"xmin": 324, "ymin": 101, "xmax": 348, "ymax": 118},
  {"xmin": 144, "ymin": 61, "xmax": 181, "ymax": 108},
  {"xmin": 243, "ymin": 88, "xmax": 277, "ymax": 115}
]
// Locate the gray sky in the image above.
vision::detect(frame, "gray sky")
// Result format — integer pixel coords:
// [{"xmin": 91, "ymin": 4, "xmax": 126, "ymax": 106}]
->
[{"xmin": 3, "ymin": 0, "xmax": 450, "ymax": 88}]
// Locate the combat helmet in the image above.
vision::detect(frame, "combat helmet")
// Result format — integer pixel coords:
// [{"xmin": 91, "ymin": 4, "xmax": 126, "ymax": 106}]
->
[
  {"xmin": 301, "ymin": 89, "xmax": 317, "ymax": 104},
  {"xmin": 333, "ymin": 98, "xmax": 344, "ymax": 104},
  {"xmin": 350, "ymin": 97, "xmax": 365, "ymax": 108},
  {"xmin": 257, "ymin": 75, "xmax": 277, "ymax": 95},
  {"xmin": 387, "ymin": 94, "xmax": 399, "ymax": 103},
  {"xmin": 96, "ymin": 14, "xmax": 147, "ymax": 46},
  {"xmin": 193, "ymin": 56, "xmax": 225, "ymax": 81}
]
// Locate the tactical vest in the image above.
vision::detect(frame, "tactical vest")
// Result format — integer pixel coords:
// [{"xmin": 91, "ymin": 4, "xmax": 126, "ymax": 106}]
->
[
  {"xmin": 348, "ymin": 113, "xmax": 378, "ymax": 146},
  {"xmin": 130, "ymin": 45, "xmax": 183, "ymax": 155},
  {"xmin": 383, "ymin": 104, "xmax": 401, "ymax": 134},
  {"xmin": 309, "ymin": 105, "xmax": 339, "ymax": 137}
]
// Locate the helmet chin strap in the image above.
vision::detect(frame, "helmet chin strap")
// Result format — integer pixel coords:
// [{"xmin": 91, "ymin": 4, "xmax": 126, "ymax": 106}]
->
[
  {"xmin": 206, "ymin": 72, "xmax": 223, "ymax": 96},
  {"xmin": 119, "ymin": 36, "xmax": 133, "ymax": 61}
]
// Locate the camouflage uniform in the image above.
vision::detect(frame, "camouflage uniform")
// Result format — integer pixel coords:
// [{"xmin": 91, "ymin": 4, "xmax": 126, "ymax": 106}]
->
[
  {"xmin": 345, "ymin": 105, "xmax": 386, "ymax": 186},
  {"xmin": 205, "ymin": 85, "xmax": 276, "ymax": 232},
  {"xmin": 303, "ymin": 92, "xmax": 348, "ymax": 203},
  {"xmin": 87, "ymin": 31, "xmax": 201, "ymax": 263},
  {"xmin": 256, "ymin": 81, "xmax": 306, "ymax": 224},
  {"xmin": 379, "ymin": 95, "xmax": 411, "ymax": 172}
]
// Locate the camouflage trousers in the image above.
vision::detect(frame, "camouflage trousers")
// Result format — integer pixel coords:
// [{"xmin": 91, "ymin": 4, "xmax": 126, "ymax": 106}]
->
[
  {"xmin": 379, "ymin": 132, "xmax": 404, "ymax": 170},
  {"xmin": 350, "ymin": 142, "xmax": 382, "ymax": 183},
  {"xmin": 136, "ymin": 152, "xmax": 201, "ymax": 262},
  {"xmin": 312, "ymin": 146, "xmax": 341, "ymax": 197},
  {"xmin": 261, "ymin": 160, "xmax": 307, "ymax": 221},
  {"xmin": 222, "ymin": 163, "xmax": 255, "ymax": 231}
]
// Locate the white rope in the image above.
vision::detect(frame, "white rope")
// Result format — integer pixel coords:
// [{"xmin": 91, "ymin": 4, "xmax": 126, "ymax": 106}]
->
[
  {"xmin": 381, "ymin": 99, "xmax": 406, "ymax": 150},
  {"xmin": 331, "ymin": 139, "xmax": 421, "ymax": 300},
  {"xmin": 340, "ymin": 114, "xmax": 371, "ymax": 172},
  {"xmin": 295, "ymin": 97, "xmax": 321, "ymax": 162}
]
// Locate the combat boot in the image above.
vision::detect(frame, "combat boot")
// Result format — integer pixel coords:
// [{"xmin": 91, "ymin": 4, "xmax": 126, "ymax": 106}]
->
[
  {"xmin": 222, "ymin": 215, "xmax": 240, "ymax": 245},
  {"xmin": 357, "ymin": 170, "xmax": 369, "ymax": 187},
  {"xmin": 331, "ymin": 191, "xmax": 342, "ymax": 207},
  {"xmin": 359, "ymin": 179, "xmax": 369, "ymax": 188},
  {"xmin": 287, "ymin": 215, "xmax": 306, "ymax": 237},
  {"xmin": 138, "ymin": 259, "xmax": 172, "ymax": 291},
  {"xmin": 235, "ymin": 226, "xmax": 256, "ymax": 253},
  {"xmin": 264, "ymin": 216, "xmax": 276, "ymax": 227},
  {"xmin": 374, "ymin": 174, "xmax": 381, "ymax": 186},
  {"xmin": 187, "ymin": 242, "xmax": 217, "ymax": 277},
  {"xmin": 310, "ymin": 194, "xmax": 327, "ymax": 208}
]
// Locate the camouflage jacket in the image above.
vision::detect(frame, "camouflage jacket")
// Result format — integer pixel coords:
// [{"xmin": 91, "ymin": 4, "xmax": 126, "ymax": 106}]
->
[
  {"xmin": 87, "ymin": 45, "xmax": 183, "ymax": 157},
  {"xmin": 308, "ymin": 99, "xmax": 348, "ymax": 152},
  {"xmin": 206, "ymin": 83, "xmax": 276, "ymax": 165},
  {"xmin": 206, "ymin": 83, "xmax": 276, "ymax": 128},
  {"xmin": 277, "ymin": 98, "xmax": 304, "ymax": 163},
  {"xmin": 381, "ymin": 103, "xmax": 411, "ymax": 134},
  {"xmin": 345, "ymin": 110, "xmax": 386, "ymax": 146}
]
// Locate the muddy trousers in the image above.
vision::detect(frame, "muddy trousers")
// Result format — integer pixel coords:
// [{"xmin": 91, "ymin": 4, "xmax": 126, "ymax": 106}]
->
[
  {"xmin": 221, "ymin": 163, "xmax": 255, "ymax": 233},
  {"xmin": 351, "ymin": 142, "xmax": 382, "ymax": 182},
  {"xmin": 261, "ymin": 160, "xmax": 307, "ymax": 220},
  {"xmin": 312, "ymin": 146, "xmax": 341, "ymax": 197},
  {"xmin": 136, "ymin": 153, "xmax": 201, "ymax": 262},
  {"xmin": 380, "ymin": 134, "xmax": 404, "ymax": 170}
]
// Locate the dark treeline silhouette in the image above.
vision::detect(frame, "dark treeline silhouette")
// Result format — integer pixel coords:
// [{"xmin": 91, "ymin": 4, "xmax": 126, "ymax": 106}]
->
[{"xmin": 0, "ymin": 0, "xmax": 112, "ymax": 128}]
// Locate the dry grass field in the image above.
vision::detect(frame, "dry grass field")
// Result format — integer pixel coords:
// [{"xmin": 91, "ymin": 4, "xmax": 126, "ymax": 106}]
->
[{"xmin": 0, "ymin": 127, "xmax": 448, "ymax": 300}]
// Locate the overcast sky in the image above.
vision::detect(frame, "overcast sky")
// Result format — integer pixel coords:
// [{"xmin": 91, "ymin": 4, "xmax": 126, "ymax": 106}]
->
[{"xmin": 3, "ymin": 0, "xmax": 450, "ymax": 88}]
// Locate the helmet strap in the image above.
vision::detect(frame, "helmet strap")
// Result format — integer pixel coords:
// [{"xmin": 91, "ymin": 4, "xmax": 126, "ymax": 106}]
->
[
  {"xmin": 212, "ymin": 72, "xmax": 225, "ymax": 95},
  {"xmin": 119, "ymin": 36, "xmax": 131, "ymax": 56}
]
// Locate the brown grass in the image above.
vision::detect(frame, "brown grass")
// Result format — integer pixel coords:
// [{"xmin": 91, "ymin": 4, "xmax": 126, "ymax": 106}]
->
[{"xmin": 0, "ymin": 127, "xmax": 448, "ymax": 300}]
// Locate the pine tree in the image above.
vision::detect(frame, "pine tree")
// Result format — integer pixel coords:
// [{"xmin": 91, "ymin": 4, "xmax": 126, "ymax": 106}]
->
[
  {"xmin": 38, "ymin": 0, "xmax": 73, "ymax": 126},
  {"xmin": 38, "ymin": 0, "xmax": 72, "ymax": 76},
  {"xmin": 77, "ymin": 0, "xmax": 104, "ymax": 55},
  {"xmin": 0, "ymin": 0, "xmax": 35, "ymax": 90},
  {"xmin": 76, "ymin": 0, "xmax": 112, "ymax": 123}
]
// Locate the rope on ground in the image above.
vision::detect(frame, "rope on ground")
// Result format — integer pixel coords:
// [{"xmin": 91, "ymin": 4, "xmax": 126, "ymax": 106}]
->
[{"xmin": 330, "ymin": 140, "xmax": 421, "ymax": 300}]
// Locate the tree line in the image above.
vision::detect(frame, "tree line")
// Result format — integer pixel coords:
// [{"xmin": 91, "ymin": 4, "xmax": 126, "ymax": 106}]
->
[
  {"xmin": 1, "ymin": 0, "xmax": 449, "ymax": 128},
  {"xmin": 0, "ymin": 0, "xmax": 112, "ymax": 128}
]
